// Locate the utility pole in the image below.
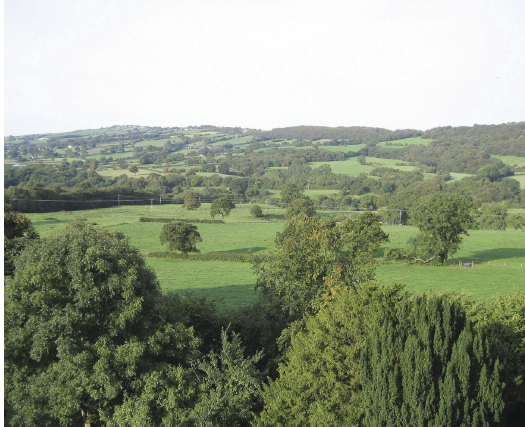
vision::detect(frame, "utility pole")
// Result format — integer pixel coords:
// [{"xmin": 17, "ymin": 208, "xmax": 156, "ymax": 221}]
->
[
  {"xmin": 399, "ymin": 209, "xmax": 402, "ymax": 226},
  {"xmin": 150, "ymin": 199, "xmax": 154, "ymax": 211}
]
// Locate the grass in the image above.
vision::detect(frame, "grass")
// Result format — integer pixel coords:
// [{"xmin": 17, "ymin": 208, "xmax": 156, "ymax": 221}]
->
[
  {"xmin": 211, "ymin": 135, "xmax": 253, "ymax": 146},
  {"xmin": 308, "ymin": 156, "xmax": 421, "ymax": 176},
  {"xmin": 134, "ymin": 139, "xmax": 172, "ymax": 147},
  {"xmin": 491, "ymin": 155, "xmax": 525, "ymax": 168},
  {"xmin": 25, "ymin": 208, "xmax": 525, "ymax": 309},
  {"xmin": 320, "ymin": 144, "xmax": 367, "ymax": 153},
  {"xmin": 377, "ymin": 226, "xmax": 525, "ymax": 302},
  {"xmin": 146, "ymin": 259, "xmax": 257, "ymax": 311},
  {"xmin": 376, "ymin": 137, "xmax": 432, "ymax": 147}
]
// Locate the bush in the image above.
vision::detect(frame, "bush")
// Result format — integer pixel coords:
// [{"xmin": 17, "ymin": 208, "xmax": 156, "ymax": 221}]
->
[{"xmin": 250, "ymin": 205, "xmax": 264, "ymax": 218}]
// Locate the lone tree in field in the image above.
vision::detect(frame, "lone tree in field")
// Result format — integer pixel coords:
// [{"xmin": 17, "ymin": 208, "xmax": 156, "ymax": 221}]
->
[
  {"xmin": 250, "ymin": 204, "xmax": 264, "ymax": 218},
  {"xmin": 210, "ymin": 197, "xmax": 235, "ymax": 220},
  {"xmin": 129, "ymin": 164, "xmax": 139, "ymax": 175},
  {"xmin": 160, "ymin": 221, "xmax": 202, "ymax": 253},
  {"xmin": 407, "ymin": 194, "xmax": 474, "ymax": 264},
  {"xmin": 4, "ymin": 221, "xmax": 199, "ymax": 425},
  {"xmin": 183, "ymin": 193, "xmax": 201, "ymax": 210}
]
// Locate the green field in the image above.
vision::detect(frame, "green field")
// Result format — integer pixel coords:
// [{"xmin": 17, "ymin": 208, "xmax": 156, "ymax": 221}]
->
[
  {"xmin": 24, "ymin": 206, "xmax": 525, "ymax": 309},
  {"xmin": 309, "ymin": 156, "xmax": 421, "ymax": 176},
  {"xmin": 320, "ymin": 144, "xmax": 367, "ymax": 153},
  {"xmin": 134, "ymin": 138, "xmax": 172, "ymax": 147},
  {"xmin": 376, "ymin": 137, "xmax": 432, "ymax": 147},
  {"xmin": 491, "ymin": 154, "xmax": 525, "ymax": 168}
]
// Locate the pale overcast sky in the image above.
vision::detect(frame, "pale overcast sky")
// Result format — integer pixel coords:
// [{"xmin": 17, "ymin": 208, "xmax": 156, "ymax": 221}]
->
[{"xmin": 4, "ymin": 0, "xmax": 525, "ymax": 136}]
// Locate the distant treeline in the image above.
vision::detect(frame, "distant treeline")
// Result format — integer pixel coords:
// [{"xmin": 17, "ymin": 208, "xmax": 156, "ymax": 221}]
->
[{"xmin": 258, "ymin": 125, "xmax": 422, "ymax": 144}]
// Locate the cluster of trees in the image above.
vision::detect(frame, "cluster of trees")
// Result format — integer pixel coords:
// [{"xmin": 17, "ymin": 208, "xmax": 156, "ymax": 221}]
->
[
  {"xmin": 4, "ymin": 203, "xmax": 525, "ymax": 424},
  {"xmin": 257, "ymin": 125, "xmax": 422, "ymax": 144},
  {"xmin": 4, "ymin": 123, "xmax": 525, "ymax": 217}
]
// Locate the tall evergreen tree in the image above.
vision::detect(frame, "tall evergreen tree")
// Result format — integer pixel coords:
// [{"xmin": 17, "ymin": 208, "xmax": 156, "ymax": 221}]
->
[{"xmin": 360, "ymin": 294, "xmax": 505, "ymax": 425}]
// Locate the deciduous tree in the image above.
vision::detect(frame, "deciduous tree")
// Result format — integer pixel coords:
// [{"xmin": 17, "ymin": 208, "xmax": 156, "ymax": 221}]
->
[
  {"xmin": 250, "ymin": 204, "xmax": 264, "ymax": 218},
  {"xmin": 4, "ymin": 221, "xmax": 199, "ymax": 425},
  {"xmin": 210, "ymin": 197, "xmax": 235, "ymax": 220},
  {"xmin": 4, "ymin": 203, "xmax": 39, "ymax": 276},
  {"xmin": 408, "ymin": 194, "xmax": 474, "ymax": 263},
  {"xmin": 480, "ymin": 202, "xmax": 507, "ymax": 230},
  {"xmin": 252, "ymin": 212, "xmax": 388, "ymax": 321},
  {"xmin": 285, "ymin": 198, "xmax": 316, "ymax": 218},
  {"xmin": 280, "ymin": 183, "xmax": 304, "ymax": 204},
  {"xmin": 160, "ymin": 221, "xmax": 202, "ymax": 253},
  {"xmin": 183, "ymin": 193, "xmax": 201, "ymax": 210}
]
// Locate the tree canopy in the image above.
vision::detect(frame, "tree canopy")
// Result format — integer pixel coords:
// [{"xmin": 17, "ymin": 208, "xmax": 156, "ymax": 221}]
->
[
  {"xmin": 4, "ymin": 221, "xmax": 199, "ymax": 425},
  {"xmin": 408, "ymin": 194, "xmax": 474, "ymax": 263},
  {"xmin": 252, "ymin": 212, "xmax": 388, "ymax": 321},
  {"xmin": 4, "ymin": 203, "xmax": 39, "ymax": 276},
  {"xmin": 210, "ymin": 197, "xmax": 235, "ymax": 220},
  {"xmin": 160, "ymin": 221, "xmax": 202, "ymax": 254},
  {"xmin": 259, "ymin": 287, "xmax": 507, "ymax": 425},
  {"xmin": 285, "ymin": 198, "xmax": 316, "ymax": 218}
]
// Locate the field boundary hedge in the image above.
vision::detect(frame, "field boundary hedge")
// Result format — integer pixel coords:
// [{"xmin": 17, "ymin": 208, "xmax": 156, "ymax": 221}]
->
[
  {"xmin": 139, "ymin": 217, "xmax": 224, "ymax": 224},
  {"xmin": 146, "ymin": 251, "xmax": 273, "ymax": 263}
]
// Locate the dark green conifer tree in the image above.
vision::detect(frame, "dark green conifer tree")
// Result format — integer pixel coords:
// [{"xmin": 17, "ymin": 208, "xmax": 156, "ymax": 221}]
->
[{"xmin": 360, "ymin": 294, "xmax": 505, "ymax": 425}]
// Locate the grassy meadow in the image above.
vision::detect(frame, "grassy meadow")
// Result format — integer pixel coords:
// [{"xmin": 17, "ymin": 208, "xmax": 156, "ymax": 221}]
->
[{"xmin": 25, "ymin": 205, "xmax": 525, "ymax": 310}]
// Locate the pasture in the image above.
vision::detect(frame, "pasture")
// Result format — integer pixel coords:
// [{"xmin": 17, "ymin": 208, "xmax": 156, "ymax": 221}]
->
[
  {"xmin": 309, "ymin": 156, "xmax": 421, "ymax": 176},
  {"xmin": 25, "ymin": 205, "xmax": 525, "ymax": 310}
]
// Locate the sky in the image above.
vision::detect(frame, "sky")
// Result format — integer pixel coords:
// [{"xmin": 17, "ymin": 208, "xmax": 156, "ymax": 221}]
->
[{"xmin": 4, "ymin": 0, "xmax": 525, "ymax": 136}]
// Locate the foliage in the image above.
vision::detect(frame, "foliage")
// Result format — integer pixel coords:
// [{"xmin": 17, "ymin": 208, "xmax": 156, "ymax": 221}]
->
[
  {"xmin": 210, "ymin": 197, "xmax": 235, "ymax": 219},
  {"xmin": 360, "ymin": 293, "xmax": 505, "ymax": 425},
  {"xmin": 139, "ymin": 217, "xmax": 224, "ymax": 224},
  {"xmin": 477, "ymin": 287, "xmax": 525, "ymax": 422},
  {"xmin": 280, "ymin": 183, "xmax": 304, "ymax": 204},
  {"xmin": 129, "ymin": 164, "xmax": 139, "ymax": 175},
  {"xmin": 285, "ymin": 198, "xmax": 316, "ymax": 218},
  {"xmin": 183, "ymin": 193, "xmax": 201, "ymax": 210},
  {"xmin": 4, "ymin": 203, "xmax": 39, "ymax": 276},
  {"xmin": 508, "ymin": 214, "xmax": 525, "ymax": 231},
  {"xmin": 4, "ymin": 221, "xmax": 199, "ymax": 425},
  {"xmin": 409, "ymin": 194, "xmax": 474, "ymax": 263},
  {"xmin": 250, "ymin": 204, "xmax": 264, "ymax": 218},
  {"xmin": 159, "ymin": 221, "xmax": 202, "ymax": 254},
  {"xmin": 258, "ymin": 282, "xmax": 405, "ymax": 425},
  {"xmin": 252, "ymin": 212, "xmax": 388, "ymax": 321},
  {"xmin": 480, "ymin": 202, "xmax": 507, "ymax": 230},
  {"xmin": 189, "ymin": 328, "xmax": 263, "ymax": 425}
]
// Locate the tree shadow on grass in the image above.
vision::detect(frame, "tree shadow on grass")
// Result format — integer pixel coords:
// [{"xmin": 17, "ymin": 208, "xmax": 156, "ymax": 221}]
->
[
  {"xmin": 449, "ymin": 248, "xmax": 525, "ymax": 264},
  {"xmin": 170, "ymin": 283, "xmax": 259, "ymax": 311},
  {"xmin": 265, "ymin": 214, "xmax": 285, "ymax": 222},
  {"xmin": 210, "ymin": 246, "xmax": 267, "ymax": 254},
  {"xmin": 31, "ymin": 219, "xmax": 66, "ymax": 226}
]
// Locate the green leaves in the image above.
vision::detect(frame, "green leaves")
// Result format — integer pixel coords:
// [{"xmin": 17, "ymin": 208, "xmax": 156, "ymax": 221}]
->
[
  {"xmin": 159, "ymin": 221, "xmax": 202, "ymax": 254},
  {"xmin": 410, "ymin": 194, "xmax": 474, "ymax": 263},
  {"xmin": 4, "ymin": 221, "xmax": 198, "ymax": 425},
  {"xmin": 210, "ymin": 197, "xmax": 235, "ymax": 219},
  {"xmin": 253, "ymin": 212, "xmax": 388, "ymax": 321},
  {"xmin": 4, "ymin": 203, "xmax": 40, "ymax": 276},
  {"xmin": 360, "ymin": 294, "xmax": 505, "ymax": 425}
]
